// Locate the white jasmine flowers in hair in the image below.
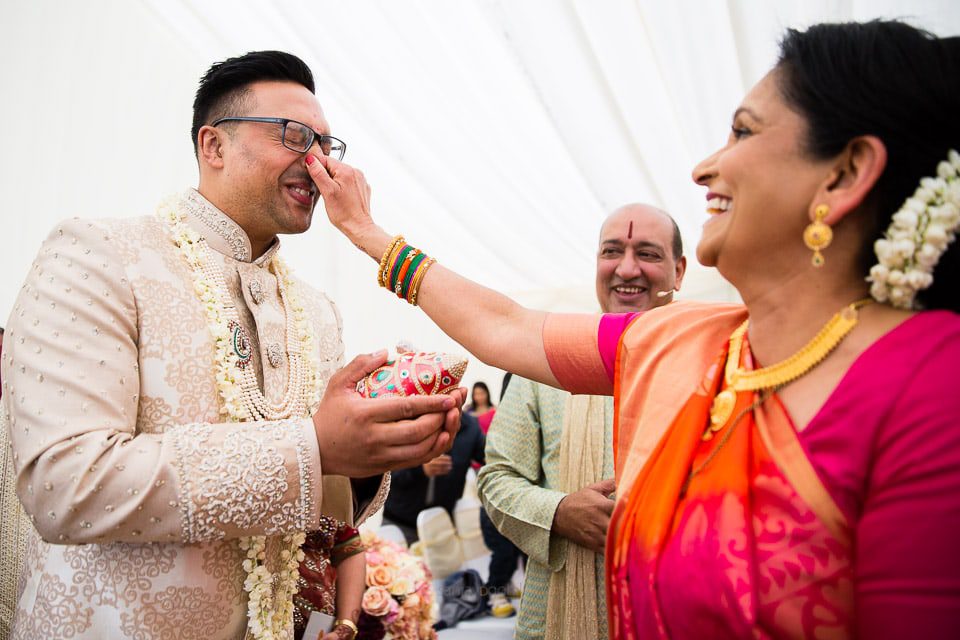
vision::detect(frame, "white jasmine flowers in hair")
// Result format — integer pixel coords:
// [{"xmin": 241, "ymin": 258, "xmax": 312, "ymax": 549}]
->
[
  {"xmin": 903, "ymin": 197, "xmax": 927, "ymax": 215},
  {"xmin": 892, "ymin": 208, "xmax": 919, "ymax": 228},
  {"xmin": 868, "ymin": 149, "xmax": 960, "ymax": 309},
  {"xmin": 916, "ymin": 242, "xmax": 940, "ymax": 270},
  {"xmin": 873, "ymin": 240, "xmax": 898, "ymax": 268}
]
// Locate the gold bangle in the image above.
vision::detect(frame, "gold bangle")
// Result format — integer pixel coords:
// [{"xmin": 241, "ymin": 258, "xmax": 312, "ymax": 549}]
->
[
  {"xmin": 381, "ymin": 240, "xmax": 410, "ymax": 289},
  {"xmin": 408, "ymin": 257, "xmax": 436, "ymax": 306},
  {"xmin": 377, "ymin": 235, "xmax": 404, "ymax": 287},
  {"xmin": 378, "ymin": 235, "xmax": 405, "ymax": 287},
  {"xmin": 408, "ymin": 257, "xmax": 433, "ymax": 305},
  {"xmin": 332, "ymin": 618, "xmax": 358, "ymax": 640},
  {"xmin": 378, "ymin": 235, "xmax": 403, "ymax": 280}
]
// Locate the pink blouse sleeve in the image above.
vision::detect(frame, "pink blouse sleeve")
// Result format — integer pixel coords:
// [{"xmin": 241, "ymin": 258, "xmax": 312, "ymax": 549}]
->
[
  {"xmin": 541, "ymin": 312, "xmax": 640, "ymax": 396},
  {"xmin": 598, "ymin": 313, "xmax": 642, "ymax": 381},
  {"xmin": 854, "ymin": 320, "xmax": 960, "ymax": 638}
]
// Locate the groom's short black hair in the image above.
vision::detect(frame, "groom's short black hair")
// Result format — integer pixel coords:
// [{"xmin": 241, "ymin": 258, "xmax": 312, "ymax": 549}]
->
[{"xmin": 191, "ymin": 50, "xmax": 316, "ymax": 155}]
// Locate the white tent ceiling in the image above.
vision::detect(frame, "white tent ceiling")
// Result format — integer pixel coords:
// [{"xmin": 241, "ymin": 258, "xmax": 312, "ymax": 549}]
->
[{"xmin": 2, "ymin": 0, "xmax": 958, "ymax": 394}]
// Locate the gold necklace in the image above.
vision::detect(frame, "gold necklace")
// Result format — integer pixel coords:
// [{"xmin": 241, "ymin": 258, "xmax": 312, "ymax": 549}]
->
[{"xmin": 704, "ymin": 298, "xmax": 872, "ymax": 440}]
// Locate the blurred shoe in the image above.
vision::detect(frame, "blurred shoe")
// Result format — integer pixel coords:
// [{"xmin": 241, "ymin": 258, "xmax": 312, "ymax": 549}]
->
[
  {"xmin": 489, "ymin": 592, "xmax": 515, "ymax": 618},
  {"xmin": 505, "ymin": 581, "xmax": 522, "ymax": 599}
]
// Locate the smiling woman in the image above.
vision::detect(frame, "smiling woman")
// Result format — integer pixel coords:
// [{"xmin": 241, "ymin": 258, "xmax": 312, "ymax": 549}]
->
[
  {"xmin": 691, "ymin": 70, "xmax": 836, "ymax": 283},
  {"xmin": 310, "ymin": 18, "xmax": 960, "ymax": 639}
]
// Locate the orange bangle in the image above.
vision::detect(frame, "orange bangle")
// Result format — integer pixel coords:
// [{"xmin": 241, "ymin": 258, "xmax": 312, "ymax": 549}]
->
[
  {"xmin": 384, "ymin": 244, "xmax": 412, "ymax": 289},
  {"xmin": 393, "ymin": 249, "xmax": 420, "ymax": 295}
]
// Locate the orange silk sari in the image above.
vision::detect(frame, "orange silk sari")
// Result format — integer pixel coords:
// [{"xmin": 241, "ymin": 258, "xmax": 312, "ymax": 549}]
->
[{"xmin": 607, "ymin": 305, "xmax": 854, "ymax": 639}]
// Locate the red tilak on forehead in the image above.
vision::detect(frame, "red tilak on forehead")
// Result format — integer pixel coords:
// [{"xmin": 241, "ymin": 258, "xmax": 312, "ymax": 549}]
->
[{"xmin": 627, "ymin": 221, "xmax": 633, "ymax": 239}]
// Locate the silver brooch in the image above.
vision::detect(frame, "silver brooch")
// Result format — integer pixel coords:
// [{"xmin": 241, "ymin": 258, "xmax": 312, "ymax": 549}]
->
[
  {"xmin": 248, "ymin": 278, "xmax": 264, "ymax": 305},
  {"xmin": 266, "ymin": 343, "xmax": 284, "ymax": 368}
]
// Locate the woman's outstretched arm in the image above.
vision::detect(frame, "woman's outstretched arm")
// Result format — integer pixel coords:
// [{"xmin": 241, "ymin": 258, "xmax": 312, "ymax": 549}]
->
[{"xmin": 307, "ymin": 153, "xmax": 561, "ymax": 387}]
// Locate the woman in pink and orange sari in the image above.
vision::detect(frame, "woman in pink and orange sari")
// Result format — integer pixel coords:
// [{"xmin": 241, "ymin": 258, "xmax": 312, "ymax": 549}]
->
[{"xmin": 308, "ymin": 20, "xmax": 960, "ymax": 639}]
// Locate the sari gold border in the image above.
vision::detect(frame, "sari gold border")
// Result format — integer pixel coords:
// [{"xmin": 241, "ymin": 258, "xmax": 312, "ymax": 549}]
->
[
  {"xmin": 606, "ymin": 302, "xmax": 746, "ymax": 637},
  {"xmin": 754, "ymin": 396, "xmax": 851, "ymax": 545},
  {"xmin": 613, "ymin": 301, "xmax": 747, "ymax": 490}
]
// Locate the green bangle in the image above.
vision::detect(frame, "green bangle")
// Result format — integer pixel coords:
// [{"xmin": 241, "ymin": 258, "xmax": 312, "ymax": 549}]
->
[
  {"xmin": 387, "ymin": 245, "xmax": 413, "ymax": 292},
  {"xmin": 400, "ymin": 252, "xmax": 427, "ymax": 300}
]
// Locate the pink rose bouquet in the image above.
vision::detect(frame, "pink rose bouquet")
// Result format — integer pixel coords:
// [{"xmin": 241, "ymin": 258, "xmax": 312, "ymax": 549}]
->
[{"xmin": 358, "ymin": 532, "xmax": 438, "ymax": 640}]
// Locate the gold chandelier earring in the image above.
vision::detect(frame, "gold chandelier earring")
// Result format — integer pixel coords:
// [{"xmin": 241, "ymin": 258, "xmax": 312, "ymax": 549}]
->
[{"xmin": 803, "ymin": 204, "xmax": 833, "ymax": 267}]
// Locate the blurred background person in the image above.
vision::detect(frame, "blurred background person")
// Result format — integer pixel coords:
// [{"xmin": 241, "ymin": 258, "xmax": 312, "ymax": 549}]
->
[
  {"xmin": 466, "ymin": 381, "xmax": 497, "ymax": 434},
  {"xmin": 469, "ymin": 378, "xmax": 525, "ymax": 618},
  {"xmin": 478, "ymin": 204, "xmax": 685, "ymax": 639},
  {"xmin": 382, "ymin": 410, "xmax": 485, "ymax": 545}
]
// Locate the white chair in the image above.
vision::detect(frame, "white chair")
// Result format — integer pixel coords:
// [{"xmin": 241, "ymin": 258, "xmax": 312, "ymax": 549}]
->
[
  {"xmin": 358, "ymin": 506, "xmax": 384, "ymax": 535},
  {"xmin": 416, "ymin": 507, "xmax": 463, "ymax": 579},
  {"xmin": 453, "ymin": 496, "xmax": 489, "ymax": 561},
  {"xmin": 376, "ymin": 524, "xmax": 408, "ymax": 548}
]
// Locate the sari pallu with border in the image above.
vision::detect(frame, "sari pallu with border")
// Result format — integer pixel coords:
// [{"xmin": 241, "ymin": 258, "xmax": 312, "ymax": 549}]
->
[{"xmin": 606, "ymin": 312, "xmax": 854, "ymax": 640}]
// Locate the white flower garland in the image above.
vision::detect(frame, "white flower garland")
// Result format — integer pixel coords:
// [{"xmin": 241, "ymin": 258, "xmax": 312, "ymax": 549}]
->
[
  {"xmin": 868, "ymin": 149, "xmax": 960, "ymax": 309},
  {"xmin": 241, "ymin": 533, "xmax": 306, "ymax": 640},
  {"xmin": 161, "ymin": 197, "xmax": 320, "ymax": 640}
]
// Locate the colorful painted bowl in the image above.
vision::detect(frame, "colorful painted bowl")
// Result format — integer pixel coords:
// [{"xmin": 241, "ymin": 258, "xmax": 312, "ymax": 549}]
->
[{"xmin": 357, "ymin": 352, "xmax": 468, "ymax": 399}]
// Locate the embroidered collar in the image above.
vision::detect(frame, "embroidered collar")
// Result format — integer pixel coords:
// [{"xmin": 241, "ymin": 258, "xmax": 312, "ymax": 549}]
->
[{"xmin": 179, "ymin": 189, "xmax": 280, "ymax": 264}]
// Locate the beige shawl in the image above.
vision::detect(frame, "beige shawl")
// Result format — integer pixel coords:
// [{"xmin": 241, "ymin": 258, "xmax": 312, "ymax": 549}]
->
[{"xmin": 544, "ymin": 394, "xmax": 607, "ymax": 639}]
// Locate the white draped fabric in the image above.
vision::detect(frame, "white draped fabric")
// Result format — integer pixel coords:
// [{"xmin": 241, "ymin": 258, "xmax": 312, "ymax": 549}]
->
[{"xmin": 2, "ymin": 0, "xmax": 958, "ymax": 394}]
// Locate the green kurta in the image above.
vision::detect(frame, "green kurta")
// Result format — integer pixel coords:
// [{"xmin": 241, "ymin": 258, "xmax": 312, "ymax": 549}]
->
[{"xmin": 477, "ymin": 377, "xmax": 614, "ymax": 640}]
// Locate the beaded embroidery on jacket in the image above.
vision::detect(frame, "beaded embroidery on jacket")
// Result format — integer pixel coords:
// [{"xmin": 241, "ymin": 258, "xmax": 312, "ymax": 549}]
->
[{"xmin": 160, "ymin": 196, "xmax": 322, "ymax": 640}]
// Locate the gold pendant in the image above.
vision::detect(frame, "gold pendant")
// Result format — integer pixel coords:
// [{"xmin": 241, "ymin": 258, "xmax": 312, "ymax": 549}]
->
[{"xmin": 705, "ymin": 389, "xmax": 737, "ymax": 441}]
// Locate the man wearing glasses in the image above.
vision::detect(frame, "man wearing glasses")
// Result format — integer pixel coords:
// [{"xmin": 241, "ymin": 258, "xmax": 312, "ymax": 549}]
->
[{"xmin": 2, "ymin": 51, "xmax": 462, "ymax": 639}]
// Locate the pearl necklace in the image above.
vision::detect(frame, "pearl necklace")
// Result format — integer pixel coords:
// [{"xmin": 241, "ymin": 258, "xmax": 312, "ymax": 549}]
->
[{"xmin": 192, "ymin": 242, "xmax": 309, "ymax": 420}]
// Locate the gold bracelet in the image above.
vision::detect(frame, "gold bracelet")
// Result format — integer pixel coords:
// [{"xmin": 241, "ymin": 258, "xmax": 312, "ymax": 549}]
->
[
  {"xmin": 381, "ymin": 240, "xmax": 410, "ymax": 289},
  {"xmin": 408, "ymin": 257, "xmax": 436, "ymax": 306},
  {"xmin": 408, "ymin": 257, "xmax": 434, "ymax": 305},
  {"xmin": 377, "ymin": 235, "xmax": 405, "ymax": 287},
  {"xmin": 332, "ymin": 618, "xmax": 358, "ymax": 640},
  {"xmin": 378, "ymin": 235, "xmax": 405, "ymax": 287}
]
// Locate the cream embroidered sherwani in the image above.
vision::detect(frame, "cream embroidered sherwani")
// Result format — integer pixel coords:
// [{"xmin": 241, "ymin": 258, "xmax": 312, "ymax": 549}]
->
[
  {"xmin": 477, "ymin": 377, "xmax": 613, "ymax": 640},
  {"xmin": 1, "ymin": 190, "xmax": 385, "ymax": 639}
]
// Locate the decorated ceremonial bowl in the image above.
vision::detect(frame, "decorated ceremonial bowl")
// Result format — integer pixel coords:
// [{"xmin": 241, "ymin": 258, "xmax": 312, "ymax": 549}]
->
[{"xmin": 356, "ymin": 351, "xmax": 468, "ymax": 398}]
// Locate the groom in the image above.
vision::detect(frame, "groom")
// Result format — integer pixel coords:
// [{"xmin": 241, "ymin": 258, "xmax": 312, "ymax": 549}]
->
[{"xmin": 2, "ymin": 51, "xmax": 462, "ymax": 639}]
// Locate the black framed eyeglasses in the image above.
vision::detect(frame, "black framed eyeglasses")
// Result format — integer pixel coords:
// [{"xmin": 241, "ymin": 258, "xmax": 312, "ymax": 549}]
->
[{"xmin": 211, "ymin": 116, "xmax": 346, "ymax": 160}]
